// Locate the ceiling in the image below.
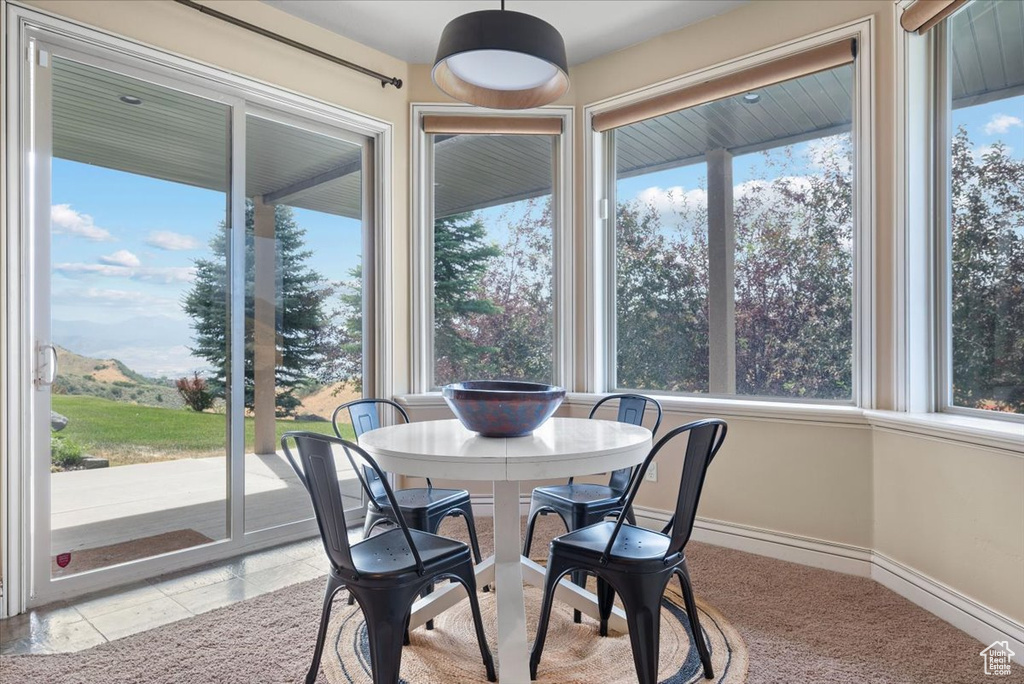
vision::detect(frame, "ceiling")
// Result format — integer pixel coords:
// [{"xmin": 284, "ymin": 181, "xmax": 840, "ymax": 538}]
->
[
  {"xmin": 51, "ymin": 1, "xmax": 1022, "ymax": 223},
  {"xmin": 262, "ymin": 0, "xmax": 749, "ymax": 66}
]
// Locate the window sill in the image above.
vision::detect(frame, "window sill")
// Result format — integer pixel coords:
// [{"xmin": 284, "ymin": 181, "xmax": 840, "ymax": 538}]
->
[
  {"xmin": 566, "ymin": 392, "xmax": 867, "ymax": 425},
  {"xmin": 864, "ymin": 410, "xmax": 1024, "ymax": 456},
  {"xmin": 396, "ymin": 394, "xmax": 1023, "ymax": 455},
  {"xmin": 397, "ymin": 391, "xmax": 867, "ymax": 425}
]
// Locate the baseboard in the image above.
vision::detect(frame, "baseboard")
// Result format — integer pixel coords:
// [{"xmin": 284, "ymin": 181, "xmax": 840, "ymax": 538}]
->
[
  {"xmin": 870, "ymin": 553, "xmax": 1024, "ymax": 664},
  {"xmin": 471, "ymin": 496, "xmax": 1023, "ymax": 666},
  {"xmin": 630, "ymin": 505, "xmax": 1024, "ymax": 666}
]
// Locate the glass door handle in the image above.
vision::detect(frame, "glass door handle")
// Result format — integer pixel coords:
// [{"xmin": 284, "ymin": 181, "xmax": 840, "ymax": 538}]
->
[{"xmin": 35, "ymin": 343, "xmax": 58, "ymax": 388}]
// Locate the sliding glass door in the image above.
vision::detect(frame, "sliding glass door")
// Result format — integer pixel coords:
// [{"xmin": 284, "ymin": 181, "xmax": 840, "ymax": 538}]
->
[
  {"xmin": 36, "ymin": 52, "xmax": 234, "ymax": 582},
  {"xmin": 24, "ymin": 38, "xmax": 372, "ymax": 601}
]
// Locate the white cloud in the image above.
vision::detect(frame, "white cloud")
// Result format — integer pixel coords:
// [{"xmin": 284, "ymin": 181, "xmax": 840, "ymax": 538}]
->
[
  {"xmin": 52, "ymin": 287, "xmax": 183, "ymax": 317},
  {"xmin": 972, "ymin": 144, "xmax": 1014, "ymax": 161},
  {"xmin": 50, "ymin": 204, "xmax": 114, "ymax": 242},
  {"xmin": 805, "ymin": 135, "xmax": 852, "ymax": 175},
  {"xmin": 634, "ymin": 185, "xmax": 708, "ymax": 229},
  {"xmin": 53, "ymin": 262, "xmax": 196, "ymax": 284},
  {"xmin": 146, "ymin": 230, "xmax": 201, "ymax": 251},
  {"xmin": 983, "ymin": 114, "xmax": 1023, "ymax": 136},
  {"xmin": 99, "ymin": 249, "xmax": 141, "ymax": 268}
]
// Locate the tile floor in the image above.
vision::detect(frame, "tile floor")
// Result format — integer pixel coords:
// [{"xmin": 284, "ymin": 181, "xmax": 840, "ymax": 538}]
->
[{"xmin": 0, "ymin": 535, "xmax": 328, "ymax": 656}]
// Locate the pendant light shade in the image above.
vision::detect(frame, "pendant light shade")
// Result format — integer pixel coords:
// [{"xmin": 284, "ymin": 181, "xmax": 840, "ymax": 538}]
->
[{"xmin": 432, "ymin": 9, "xmax": 569, "ymax": 109}]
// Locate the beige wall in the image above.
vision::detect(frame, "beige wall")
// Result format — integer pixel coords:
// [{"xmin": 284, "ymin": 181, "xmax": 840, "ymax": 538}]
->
[
  {"xmin": 5, "ymin": 0, "xmax": 1021, "ymax": 634},
  {"xmin": 874, "ymin": 431, "xmax": 1024, "ymax": 624}
]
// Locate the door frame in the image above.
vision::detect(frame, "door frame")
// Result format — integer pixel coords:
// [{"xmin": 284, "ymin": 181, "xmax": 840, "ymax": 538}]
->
[{"xmin": 2, "ymin": 2, "xmax": 395, "ymax": 613}]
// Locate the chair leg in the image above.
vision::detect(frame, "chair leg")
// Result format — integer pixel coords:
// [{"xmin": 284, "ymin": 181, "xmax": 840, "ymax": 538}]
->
[
  {"xmin": 457, "ymin": 504, "xmax": 484, "ymax": 565},
  {"xmin": 597, "ymin": 576, "xmax": 616, "ymax": 637},
  {"xmin": 529, "ymin": 555, "xmax": 573, "ymax": 680},
  {"xmin": 624, "ymin": 506, "xmax": 637, "ymax": 525},
  {"xmin": 451, "ymin": 563, "xmax": 497, "ymax": 682},
  {"xmin": 422, "ymin": 582, "xmax": 434, "ymax": 631},
  {"xmin": 305, "ymin": 573, "xmax": 345, "ymax": 684},
  {"xmin": 571, "ymin": 570, "xmax": 587, "ymax": 624},
  {"xmin": 351, "ymin": 584, "xmax": 421, "ymax": 684},
  {"xmin": 616, "ymin": 570, "xmax": 670, "ymax": 684},
  {"xmin": 522, "ymin": 498, "xmax": 545, "ymax": 557},
  {"xmin": 678, "ymin": 561, "xmax": 714, "ymax": 679}
]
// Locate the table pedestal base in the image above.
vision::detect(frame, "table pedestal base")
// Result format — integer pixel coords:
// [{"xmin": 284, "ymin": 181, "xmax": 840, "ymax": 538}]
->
[{"xmin": 407, "ymin": 480, "xmax": 628, "ymax": 684}]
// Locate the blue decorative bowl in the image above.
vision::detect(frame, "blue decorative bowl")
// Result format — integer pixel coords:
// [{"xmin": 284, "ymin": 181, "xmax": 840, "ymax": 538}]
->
[{"xmin": 441, "ymin": 381, "xmax": 566, "ymax": 438}]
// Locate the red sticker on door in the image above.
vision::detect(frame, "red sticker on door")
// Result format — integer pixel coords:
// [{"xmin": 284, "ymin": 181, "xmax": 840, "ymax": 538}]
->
[{"xmin": 56, "ymin": 552, "xmax": 71, "ymax": 568}]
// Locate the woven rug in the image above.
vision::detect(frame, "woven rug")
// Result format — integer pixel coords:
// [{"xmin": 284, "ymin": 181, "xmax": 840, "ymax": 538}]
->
[{"xmin": 323, "ymin": 578, "xmax": 747, "ymax": 684}]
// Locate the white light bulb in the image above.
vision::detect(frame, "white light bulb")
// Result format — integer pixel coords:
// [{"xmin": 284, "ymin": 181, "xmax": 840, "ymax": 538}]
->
[{"xmin": 446, "ymin": 50, "xmax": 558, "ymax": 91}]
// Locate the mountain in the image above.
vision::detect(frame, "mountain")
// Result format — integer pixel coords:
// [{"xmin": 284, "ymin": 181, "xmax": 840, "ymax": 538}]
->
[
  {"xmin": 53, "ymin": 347, "xmax": 184, "ymax": 409},
  {"xmin": 52, "ymin": 315, "xmax": 204, "ymax": 378}
]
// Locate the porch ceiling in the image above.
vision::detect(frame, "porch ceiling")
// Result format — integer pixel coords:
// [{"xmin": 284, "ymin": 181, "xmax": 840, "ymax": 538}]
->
[{"xmin": 51, "ymin": 2, "xmax": 1022, "ymax": 220}]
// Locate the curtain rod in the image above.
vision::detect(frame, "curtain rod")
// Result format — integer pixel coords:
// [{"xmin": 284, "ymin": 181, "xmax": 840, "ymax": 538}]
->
[{"xmin": 173, "ymin": 0, "xmax": 403, "ymax": 90}]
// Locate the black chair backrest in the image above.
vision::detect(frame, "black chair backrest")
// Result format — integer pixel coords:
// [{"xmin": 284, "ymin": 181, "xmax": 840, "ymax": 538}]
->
[
  {"xmin": 332, "ymin": 398, "xmax": 411, "ymax": 501},
  {"xmin": 589, "ymin": 394, "xmax": 664, "ymax": 491},
  {"xmin": 600, "ymin": 419, "xmax": 727, "ymax": 563},
  {"xmin": 281, "ymin": 431, "xmax": 424, "ymax": 577}
]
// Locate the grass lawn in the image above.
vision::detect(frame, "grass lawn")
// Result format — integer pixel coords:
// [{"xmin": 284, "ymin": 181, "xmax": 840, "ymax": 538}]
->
[{"xmin": 52, "ymin": 394, "xmax": 353, "ymax": 464}]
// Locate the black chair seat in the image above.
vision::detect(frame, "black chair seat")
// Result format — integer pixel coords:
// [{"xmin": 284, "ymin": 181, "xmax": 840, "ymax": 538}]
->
[
  {"xmin": 551, "ymin": 521, "xmax": 671, "ymax": 563},
  {"xmin": 351, "ymin": 528, "xmax": 471, "ymax": 581},
  {"xmin": 382, "ymin": 487, "xmax": 470, "ymax": 510},
  {"xmin": 533, "ymin": 483, "xmax": 621, "ymax": 506}
]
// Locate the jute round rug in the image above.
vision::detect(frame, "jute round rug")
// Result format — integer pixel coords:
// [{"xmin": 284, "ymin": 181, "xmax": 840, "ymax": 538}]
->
[{"xmin": 323, "ymin": 580, "xmax": 747, "ymax": 684}]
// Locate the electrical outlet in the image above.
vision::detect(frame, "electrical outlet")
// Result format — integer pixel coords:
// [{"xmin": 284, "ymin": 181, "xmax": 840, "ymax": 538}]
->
[{"xmin": 644, "ymin": 462, "xmax": 658, "ymax": 482}]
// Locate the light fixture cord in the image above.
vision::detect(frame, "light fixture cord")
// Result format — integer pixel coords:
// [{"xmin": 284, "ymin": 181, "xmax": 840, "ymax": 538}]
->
[{"xmin": 501, "ymin": 0, "xmax": 505, "ymax": 9}]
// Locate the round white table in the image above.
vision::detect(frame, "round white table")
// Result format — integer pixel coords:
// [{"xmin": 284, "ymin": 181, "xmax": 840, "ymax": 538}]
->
[{"xmin": 358, "ymin": 417, "xmax": 651, "ymax": 684}]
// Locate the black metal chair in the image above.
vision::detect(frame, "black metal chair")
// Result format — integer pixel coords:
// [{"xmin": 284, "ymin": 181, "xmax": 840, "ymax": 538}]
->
[
  {"xmin": 332, "ymin": 398, "xmax": 483, "ymax": 564},
  {"xmin": 530, "ymin": 419, "xmax": 728, "ymax": 683},
  {"xmin": 281, "ymin": 431, "xmax": 496, "ymax": 684},
  {"xmin": 522, "ymin": 393, "xmax": 662, "ymax": 622}
]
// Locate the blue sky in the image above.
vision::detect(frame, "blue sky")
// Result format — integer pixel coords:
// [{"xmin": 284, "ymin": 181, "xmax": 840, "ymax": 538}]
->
[
  {"xmin": 617, "ymin": 95, "xmax": 1023, "ymax": 211},
  {"xmin": 49, "ymin": 95, "xmax": 1021, "ymax": 377},
  {"xmin": 51, "ymin": 159, "xmax": 360, "ymax": 376}
]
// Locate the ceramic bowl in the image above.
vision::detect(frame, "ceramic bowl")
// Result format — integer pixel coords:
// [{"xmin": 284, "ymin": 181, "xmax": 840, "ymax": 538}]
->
[{"xmin": 441, "ymin": 380, "xmax": 566, "ymax": 437}]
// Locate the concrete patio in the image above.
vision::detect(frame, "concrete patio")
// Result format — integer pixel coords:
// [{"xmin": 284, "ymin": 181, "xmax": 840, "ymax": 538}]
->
[{"xmin": 51, "ymin": 452, "xmax": 362, "ymax": 568}]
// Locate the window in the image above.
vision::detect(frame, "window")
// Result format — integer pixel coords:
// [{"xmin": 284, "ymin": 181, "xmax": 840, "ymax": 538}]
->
[
  {"xmin": 432, "ymin": 134, "xmax": 555, "ymax": 387},
  {"xmin": 939, "ymin": 0, "xmax": 1024, "ymax": 417},
  {"xmin": 413, "ymin": 108, "xmax": 572, "ymax": 392},
  {"xmin": 602, "ymin": 45, "xmax": 858, "ymax": 402}
]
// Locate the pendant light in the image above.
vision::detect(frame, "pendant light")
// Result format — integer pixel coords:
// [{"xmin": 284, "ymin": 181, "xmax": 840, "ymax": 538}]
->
[{"xmin": 432, "ymin": 1, "xmax": 569, "ymax": 109}]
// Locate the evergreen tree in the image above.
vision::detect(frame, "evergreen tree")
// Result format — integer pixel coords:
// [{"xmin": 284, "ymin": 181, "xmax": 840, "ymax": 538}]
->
[
  {"xmin": 433, "ymin": 212, "xmax": 502, "ymax": 385},
  {"xmin": 184, "ymin": 201, "xmax": 332, "ymax": 415}
]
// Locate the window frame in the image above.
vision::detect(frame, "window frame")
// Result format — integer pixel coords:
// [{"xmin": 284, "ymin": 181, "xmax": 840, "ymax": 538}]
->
[
  {"xmin": 584, "ymin": 20, "xmax": 875, "ymax": 407},
  {"xmin": 2, "ymin": 2, "xmax": 395, "ymax": 613},
  {"xmin": 932, "ymin": 14, "xmax": 1024, "ymax": 425},
  {"xmin": 410, "ymin": 103, "xmax": 574, "ymax": 393}
]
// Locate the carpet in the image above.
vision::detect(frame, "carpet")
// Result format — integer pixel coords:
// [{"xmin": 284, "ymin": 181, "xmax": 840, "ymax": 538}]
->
[
  {"xmin": 324, "ymin": 582, "xmax": 746, "ymax": 684},
  {"xmin": 2, "ymin": 514, "xmax": 1020, "ymax": 683},
  {"xmin": 51, "ymin": 529, "xmax": 215, "ymax": 577}
]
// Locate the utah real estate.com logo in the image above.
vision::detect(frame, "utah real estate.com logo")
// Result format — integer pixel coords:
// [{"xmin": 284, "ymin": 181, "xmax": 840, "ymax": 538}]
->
[{"xmin": 980, "ymin": 641, "xmax": 1015, "ymax": 677}]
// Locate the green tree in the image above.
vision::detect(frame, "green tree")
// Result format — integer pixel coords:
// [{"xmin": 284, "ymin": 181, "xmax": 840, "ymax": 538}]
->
[
  {"xmin": 615, "ymin": 191, "xmax": 710, "ymax": 392},
  {"xmin": 733, "ymin": 137, "xmax": 854, "ymax": 399},
  {"xmin": 466, "ymin": 197, "xmax": 554, "ymax": 383},
  {"xmin": 321, "ymin": 263, "xmax": 364, "ymax": 392},
  {"xmin": 950, "ymin": 127, "xmax": 1024, "ymax": 412},
  {"xmin": 433, "ymin": 212, "xmax": 502, "ymax": 384},
  {"xmin": 184, "ymin": 201, "xmax": 333, "ymax": 415}
]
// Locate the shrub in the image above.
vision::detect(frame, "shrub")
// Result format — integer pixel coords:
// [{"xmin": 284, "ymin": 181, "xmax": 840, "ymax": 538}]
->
[
  {"xmin": 51, "ymin": 433, "xmax": 85, "ymax": 469},
  {"xmin": 176, "ymin": 372, "xmax": 215, "ymax": 412}
]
